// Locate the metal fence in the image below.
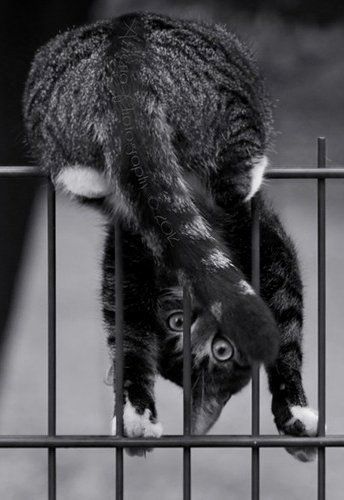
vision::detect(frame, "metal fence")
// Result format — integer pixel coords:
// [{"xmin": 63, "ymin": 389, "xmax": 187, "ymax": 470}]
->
[{"xmin": 0, "ymin": 137, "xmax": 343, "ymax": 500}]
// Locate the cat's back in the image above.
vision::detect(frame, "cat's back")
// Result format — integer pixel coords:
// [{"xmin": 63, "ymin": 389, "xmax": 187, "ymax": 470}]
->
[
  {"xmin": 24, "ymin": 12, "xmax": 262, "ymax": 121},
  {"xmin": 23, "ymin": 12, "xmax": 271, "ymax": 171}
]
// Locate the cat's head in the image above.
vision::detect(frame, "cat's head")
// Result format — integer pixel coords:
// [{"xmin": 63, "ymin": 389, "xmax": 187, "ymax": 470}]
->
[{"xmin": 157, "ymin": 285, "xmax": 277, "ymax": 434}]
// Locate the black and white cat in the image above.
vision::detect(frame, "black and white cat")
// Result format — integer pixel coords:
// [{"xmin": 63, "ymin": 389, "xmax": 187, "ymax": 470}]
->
[{"xmin": 23, "ymin": 12, "xmax": 318, "ymax": 461}]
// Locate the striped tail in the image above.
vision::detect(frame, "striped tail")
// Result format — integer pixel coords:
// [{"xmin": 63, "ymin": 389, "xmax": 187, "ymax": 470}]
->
[{"xmin": 105, "ymin": 99, "xmax": 279, "ymax": 364}]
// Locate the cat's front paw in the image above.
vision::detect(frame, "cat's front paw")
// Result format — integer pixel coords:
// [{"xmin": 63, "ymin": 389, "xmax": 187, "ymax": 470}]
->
[
  {"xmin": 280, "ymin": 406, "xmax": 319, "ymax": 462},
  {"xmin": 111, "ymin": 399, "xmax": 163, "ymax": 457}
]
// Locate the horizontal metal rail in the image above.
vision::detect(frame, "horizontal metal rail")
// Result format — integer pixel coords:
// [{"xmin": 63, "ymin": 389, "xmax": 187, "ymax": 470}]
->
[
  {"xmin": 267, "ymin": 168, "xmax": 344, "ymax": 178},
  {"xmin": 0, "ymin": 435, "xmax": 342, "ymax": 448},
  {"xmin": 0, "ymin": 141, "xmax": 341, "ymax": 499},
  {"xmin": 1, "ymin": 166, "xmax": 344, "ymax": 178}
]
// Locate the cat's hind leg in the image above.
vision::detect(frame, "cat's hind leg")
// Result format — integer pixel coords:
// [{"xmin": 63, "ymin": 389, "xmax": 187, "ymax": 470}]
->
[
  {"xmin": 244, "ymin": 155, "xmax": 269, "ymax": 202},
  {"xmin": 211, "ymin": 151, "xmax": 269, "ymax": 208}
]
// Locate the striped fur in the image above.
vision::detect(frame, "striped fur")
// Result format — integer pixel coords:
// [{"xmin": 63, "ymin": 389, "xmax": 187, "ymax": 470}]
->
[
  {"xmin": 24, "ymin": 12, "xmax": 278, "ymax": 365},
  {"xmin": 101, "ymin": 196, "xmax": 317, "ymax": 461},
  {"xmin": 23, "ymin": 13, "xmax": 315, "ymax": 460}
]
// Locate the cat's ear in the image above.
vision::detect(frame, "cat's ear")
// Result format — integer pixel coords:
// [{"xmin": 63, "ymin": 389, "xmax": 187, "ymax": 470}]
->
[{"xmin": 224, "ymin": 294, "xmax": 280, "ymax": 365}]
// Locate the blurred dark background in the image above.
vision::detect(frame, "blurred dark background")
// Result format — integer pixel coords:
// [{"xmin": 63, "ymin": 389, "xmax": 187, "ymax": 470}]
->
[
  {"xmin": 0, "ymin": 1, "xmax": 343, "ymax": 498},
  {"xmin": 0, "ymin": 0, "xmax": 95, "ymax": 382}
]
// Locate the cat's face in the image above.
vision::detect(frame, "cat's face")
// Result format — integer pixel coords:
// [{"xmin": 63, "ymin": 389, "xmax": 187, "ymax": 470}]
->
[{"xmin": 157, "ymin": 286, "xmax": 253, "ymax": 434}]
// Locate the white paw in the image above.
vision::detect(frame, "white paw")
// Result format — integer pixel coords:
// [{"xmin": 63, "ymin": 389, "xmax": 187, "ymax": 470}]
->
[
  {"xmin": 286, "ymin": 406, "xmax": 319, "ymax": 436},
  {"xmin": 111, "ymin": 410, "xmax": 163, "ymax": 438},
  {"xmin": 111, "ymin": 402, "xmax": 163, "ymax": 438},
  {"xmin": 123, "ymin": 400, "xmax": 163, "ymax": 438},
  {"xmin": 283, "ymin": 406, "xmax": 319, "ymax": 463},
  {"xmin": 111, "ymin": 400, "xmax": 163, "ymax": 457}
]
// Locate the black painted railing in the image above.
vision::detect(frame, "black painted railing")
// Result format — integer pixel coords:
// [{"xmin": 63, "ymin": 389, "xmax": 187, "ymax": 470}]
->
[{"xmin": 0, "ymin": 138, "xmax": 339, "ymax": 499}]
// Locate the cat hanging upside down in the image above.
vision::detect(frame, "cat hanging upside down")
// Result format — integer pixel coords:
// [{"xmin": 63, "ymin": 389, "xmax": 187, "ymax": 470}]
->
[{"xmin": 23, "ymin": 12, "xmax": 318, "ymax": 461}]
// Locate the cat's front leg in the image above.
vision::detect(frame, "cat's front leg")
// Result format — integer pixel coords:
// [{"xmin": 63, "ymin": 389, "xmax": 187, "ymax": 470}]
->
[
  {"xmin": 108, "ymin": 325, "xmax": 162, "ymax": 456},
  {"xmin": 260, "ymin": 203, "xmax": 318, "ymax": 462},
  {"xmin": 267, "ymin": 362, "xmax": 318, "ymax": 462},
  {"xmin": 111, "ymin": 389, "xmax": 163, "ymax": 457}
]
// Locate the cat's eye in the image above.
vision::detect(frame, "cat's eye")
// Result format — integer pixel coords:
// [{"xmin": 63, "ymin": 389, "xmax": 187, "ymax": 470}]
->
[
  {"xmin": 167, "ymin": 311, "xmax": 184, "ymax": 332},
  {"xmin": 212, "ymin": 337, "xmax": 234, "ymax": 362}
]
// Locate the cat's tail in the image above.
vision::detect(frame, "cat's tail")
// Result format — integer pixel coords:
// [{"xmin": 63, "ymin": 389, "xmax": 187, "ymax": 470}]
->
[
  {"xmin": 106, "ymin": 98, "xmax": 279, "ymax": 364},
  {"xmin": 56, "ymin": 96, "xmax": 279, "ymax": 364}
]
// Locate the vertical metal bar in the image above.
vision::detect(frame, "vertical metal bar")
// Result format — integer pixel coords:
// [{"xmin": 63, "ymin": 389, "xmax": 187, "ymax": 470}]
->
[
  {"xmin": 115, "ymin": 221, "xmax": 124, "ymax": 500},
  {"xmin": 183, "ymin": 287, "xmax": 192, "ymax": 500},
  {"xmin": 251, "ymin": 196, "xmax": 260, "ymax": 500},
  {"xmin": 47, "ymin": 180, "xmax": 56, "ymax": 500},
  {"xmin": 317, "ymin": 137, "xmax": 326, "ymax": 500}
]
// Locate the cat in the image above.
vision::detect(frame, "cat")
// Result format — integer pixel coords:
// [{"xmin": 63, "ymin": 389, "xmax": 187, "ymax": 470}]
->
[{"xmin": 23, "ymin": 12, "xmax": 318, "ymax": 461}]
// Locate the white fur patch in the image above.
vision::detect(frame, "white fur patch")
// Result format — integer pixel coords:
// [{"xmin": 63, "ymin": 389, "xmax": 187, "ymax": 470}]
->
[
  {"xmin": 211, "ymin": 301, "xmax": 222, "ymax": 321},
  {"xmin": 193, "ymin": 340, "xmax": 212, "ymax": 367},
  {"xmin": 56, "ymin": 166, "xmax": 112, "ymax": 198},
  {"xmin": 239, "ymin": 280, "xmax": 255, "ymax": 295},
  {"xmin": 202, "ymin": 249, "xmax": 232, "ymax": 269},
  {"xmin": 111, "ymin": 416, "xmax": 117, "ymax": 436},
  {"xmin": 143, "ymin": 230, "xmax": 164, "ymax": 258},
  {"xmin": 286, "ymin": 406, "xmax": 319, "ymax": 435},
  {"xmin": 111, "ymin": 400, "xmax": 163, "ymax": 438},
  {"xmin": 245, "ymin": 155, "xmax": 268, "ymax": 201},
  {"xmin": 181, "ymin": 215, "xmax": 213, "ymax": 240}
]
